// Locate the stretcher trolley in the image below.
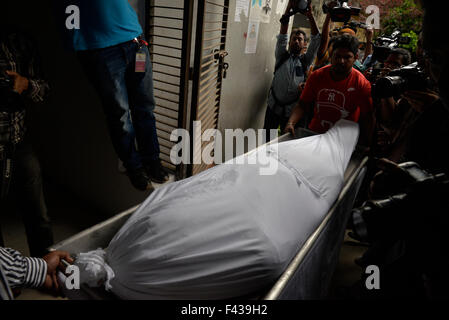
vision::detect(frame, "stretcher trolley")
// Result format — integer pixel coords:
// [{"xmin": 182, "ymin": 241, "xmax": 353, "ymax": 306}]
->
[{"xmin": 51, "ymin": 127, "xmax": 368, "ymax": 300}]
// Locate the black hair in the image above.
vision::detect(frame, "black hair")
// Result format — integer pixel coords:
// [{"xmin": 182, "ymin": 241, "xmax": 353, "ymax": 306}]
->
[
  {"xmin": 390, "ymin": 48, "xmax": 412, "ymax": 66},
  {"xmin": 331, "ymin": 34, "xmax": 359, "ymax": 56},
  {"xmin": 290, "ymin": 28, "xmax": 308, "ymax": 42}
]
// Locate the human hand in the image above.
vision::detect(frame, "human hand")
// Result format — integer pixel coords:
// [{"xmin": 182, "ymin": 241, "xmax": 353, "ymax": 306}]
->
[
  {"xmin": 284, "ymin": 122, "xmax": 296, "ymax": 137},
  {"xmin": 364, "ymin": 67, "xmax": 373, "ymax": 80},
  {"xmin": 286, "ymin": 0, "xmax": 295, "ymax": 12},
  {"xmin": 327, "ymin": 1, "xmax": 338, "ymax": 10},
  {"xmin": 304, "ymin": 0, "xmax": 313, "ymax": 17},
  {"xmin": 5, "ymin": 71, "xmax": 29, "ymax": 94},
  {"xmin": 402, "ymin": 89, "xmax": 440, "ymax": 113},
  {"xmin": 42, "ymin": 251, "xmax": 74, "ymax": 296},
  {"xmin": 379, "ymin": 66, "xmax": 394, "ymax": 77}
]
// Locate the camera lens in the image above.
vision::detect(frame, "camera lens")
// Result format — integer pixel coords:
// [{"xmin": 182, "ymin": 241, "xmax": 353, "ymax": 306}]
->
[{"xmin": 374, "ymin": 76, "xmax": 406, "ymax": 98}]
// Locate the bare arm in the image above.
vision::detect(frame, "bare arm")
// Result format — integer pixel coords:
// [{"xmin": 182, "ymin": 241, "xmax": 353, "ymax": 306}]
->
[
  {"xmin": 317, "ymin": 1, "xmax": 337, "ymax": 60},
  {"xmin": 284, "ymin": 99, "xmax": 314, "ymax": 136},
  {"xmin": 317, "ymin": 14, "xmax": 332, "ymax": 60},
  {"xmin": 280, "ymin": 0, "xmax": 294, "ymax": 35},
  {"xmin": 305, "ymin": 3, "xmax": 319, "ymax": 36},
  {"xmin": 363, "ymin": 28, "xmax": 374, "ymax": 63}
]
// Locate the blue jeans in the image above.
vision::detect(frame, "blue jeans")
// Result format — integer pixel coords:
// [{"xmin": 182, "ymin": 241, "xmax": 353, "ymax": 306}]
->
[{"xmin": 78, "ymin": 40, "xmax": 160, "ymax": 171}]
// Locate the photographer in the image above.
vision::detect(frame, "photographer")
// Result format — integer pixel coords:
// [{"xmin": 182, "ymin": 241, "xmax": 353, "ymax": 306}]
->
[
  {"xmin": 263, "ymin": 0, "xmax": 321, "ymax": 142},
  {"xmin": 347, "ymin": 1, "xmax": 449, "ymax": 297},
  {"xmin": 313, "ymin": 23, "xmax": 373, "ymax": 74},
  {"xmin": 311, "ymin": 1, "xmax": 337, "ymax": 72},
  {"xmin": 370, "ymin": 48, "xmax": 411, "ymax": 153},
  {"xmin": 0, "ymin": 25, "xmax": 53, "ymax": 258},
  {"xmin": 372, "ymin": 45, "xmax": 449, "ymax": 175},
  {"xmin": 365, "ymin": 48, "xmax": 411, "ymax": 84}
]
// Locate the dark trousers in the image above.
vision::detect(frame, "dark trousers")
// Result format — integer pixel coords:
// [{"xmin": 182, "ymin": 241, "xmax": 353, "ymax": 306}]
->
[
  {"xmin": 263, "ymin": 107, "xmax": 309, "ymax": 143},
  {"xmin": 77, "ymin": 40, "xmax": 160, "ymax": 171},
  {"xmin": 0, "ymin": 140, "xmax": 53, "ymax": 257},
  {"xmin": 263, "ymin": 107, "xmax": 289, "ymax": 143}
]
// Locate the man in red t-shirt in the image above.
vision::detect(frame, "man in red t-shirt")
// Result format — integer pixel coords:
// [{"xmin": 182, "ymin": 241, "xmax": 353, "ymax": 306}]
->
[{"xmin": 285, "ymin": 34, "xmax": 375, "ymax": 147}]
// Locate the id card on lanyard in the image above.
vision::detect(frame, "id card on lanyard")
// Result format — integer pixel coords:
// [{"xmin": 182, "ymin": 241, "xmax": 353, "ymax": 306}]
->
[
  {"xmin": 134, "ymin": 37, "xmax": 149, "ymax": 73},
  {"xmin": 135, "ymin": 51, "xmax": 146, "ymax": 73}
]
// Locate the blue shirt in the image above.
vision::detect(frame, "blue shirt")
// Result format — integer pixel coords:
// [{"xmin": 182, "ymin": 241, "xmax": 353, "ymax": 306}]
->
[{"xmin": 62, "ymin": 0, "xmax": 143, "ymax": 51}]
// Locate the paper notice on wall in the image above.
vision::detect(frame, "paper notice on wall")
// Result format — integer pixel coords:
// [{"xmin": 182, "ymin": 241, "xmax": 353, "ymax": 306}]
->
[
  {"xmin": 245, "ymin": 20, "xmax": 260, "ymax": 54},
  {"xmin": 234, "ymin": 0, "xmax": 250, "ymax": 22},
  {"xmin": 276, "ymin": 0, "xmax": 288, "ymax": 14},
  {"xmin": 249, "ymin": 0, "xmax": 262, "ymax": 21},
  {"xmin": 260, "ymin": 0, "xmax": 272, "ymax": 23}
]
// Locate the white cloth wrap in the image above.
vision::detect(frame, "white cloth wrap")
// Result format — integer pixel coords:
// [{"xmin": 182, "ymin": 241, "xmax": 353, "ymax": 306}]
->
[
  {"xmin": 75, "ymin": 248, "xmax": 115, "ymax": 291},
  {"xmin": 78, "ymin": 120, "xmax": 359, "ymax": 299}
]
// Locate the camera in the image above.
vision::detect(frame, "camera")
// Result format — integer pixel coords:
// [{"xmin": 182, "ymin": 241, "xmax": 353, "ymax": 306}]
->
[
  {"xmin": 351, "ymin": 162, "xmax": 448, "ymax": 243},
  {"xmin": 284, "ymin": 0, "xmax": 310, "ymax": 16},
  {"xmin": 323, "ymin": 1, "xmax": 361, "ymax": 23},
  {"xmin": 372, "ymin": 30, "xmax": 411, "ymax": 63},
  {"xmin": 372, "ymin": 62, "xmax": 432, "ymax": 98},
  {"xmin": 280, "ymin": 0, "xmax": 311, "ymax": 23}
]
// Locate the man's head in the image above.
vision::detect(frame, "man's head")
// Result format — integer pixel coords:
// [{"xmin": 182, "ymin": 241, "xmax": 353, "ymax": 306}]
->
[
  {"xmin": 338, "ymin": 25, "xmax": 357, "ymax": 37},
  {"xmin": 384, "ymin": 48, "xmax": 411, "ymax": 70},
  {"xmin": 330, "ymin": 34, "xmax": 359, "ymax": 75},
  {"xmin": 289, "ymin": 28, "xmax": 307, "ymax": 55}
]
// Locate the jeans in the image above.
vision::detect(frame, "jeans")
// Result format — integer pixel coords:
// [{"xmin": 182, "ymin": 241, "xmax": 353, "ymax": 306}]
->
[
  {"xmin": 77, "ymin": 39, "xmax": 160, "ymax": 171},
  {"xmin": 0, "ymin": 139, "xmax": 53, "ymax": 257}
]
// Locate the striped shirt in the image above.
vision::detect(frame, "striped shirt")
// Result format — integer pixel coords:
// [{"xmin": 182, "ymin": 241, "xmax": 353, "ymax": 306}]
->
[
  {"xmin": 0, "ymin": 26, "xmax": 50, "ymax": 145},
  {"xmin": 0, "ymin": 247, "xmax": 47, "ymax": 289}
]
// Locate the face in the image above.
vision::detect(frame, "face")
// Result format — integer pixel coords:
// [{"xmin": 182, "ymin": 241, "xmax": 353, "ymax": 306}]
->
[
  {"xmin": 331, "ymin": 47, "xmax": 357, "ymax": 75},
  {"xmin": 384, "ymin": 53, "xmax": 404, "ymax": 70},
  {"xmin": 289, "ymin": 32, "xmax": 305, "ymax": 55}
]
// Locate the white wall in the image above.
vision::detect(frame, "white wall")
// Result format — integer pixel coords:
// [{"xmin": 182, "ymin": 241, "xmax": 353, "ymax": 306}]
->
[{"xmin": 218, "ymin": 0, "xmax": 325, "ymax": 160}]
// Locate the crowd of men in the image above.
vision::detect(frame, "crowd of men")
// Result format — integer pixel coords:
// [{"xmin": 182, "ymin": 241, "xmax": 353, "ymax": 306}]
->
[{"xmin": 265, "ymin": 0, "xmax": 449, "ymax": 299}]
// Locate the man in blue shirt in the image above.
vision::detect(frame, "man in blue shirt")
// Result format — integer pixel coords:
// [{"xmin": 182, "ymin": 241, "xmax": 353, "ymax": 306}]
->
[
  {"xmin": 59, "ymin": 0, "xmax": 167, "ymax": 191},
  {"xmin": 264, "ymin": 0, "xmax": 321, "ymax": 142}
]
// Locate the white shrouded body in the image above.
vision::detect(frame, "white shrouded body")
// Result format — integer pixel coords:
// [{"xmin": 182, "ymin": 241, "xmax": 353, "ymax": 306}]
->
[{"xmin": 75, "ymin": 119, "xmax": 359, "ymax": 299}]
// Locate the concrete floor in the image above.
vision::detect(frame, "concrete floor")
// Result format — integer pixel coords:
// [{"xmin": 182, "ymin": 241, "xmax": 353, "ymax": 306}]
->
[
  {"xmin": 1, "ymin": 176, "xmax": 367, "ymax": 300},
  {"xmin": 0, "ymin": 180, "xmax": 107, "ymax": 300}
]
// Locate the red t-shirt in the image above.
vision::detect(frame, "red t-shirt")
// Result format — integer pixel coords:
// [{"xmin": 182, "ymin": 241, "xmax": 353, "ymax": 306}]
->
[{"xmin": 300, "ymin": 65, "xmax": 373, "ymax": 133}]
